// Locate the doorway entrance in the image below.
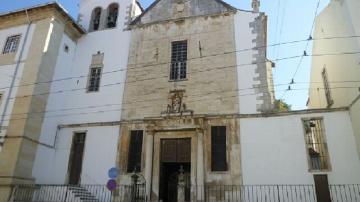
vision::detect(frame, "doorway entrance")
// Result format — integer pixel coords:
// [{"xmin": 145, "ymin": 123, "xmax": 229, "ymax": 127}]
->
[
  {"xmin": 159, "ymin": 138, "xmax": 191, "ymax": 202},
  {"xmin": 68, "ymin": 133, "xmax": 86, "ymax": 185}
]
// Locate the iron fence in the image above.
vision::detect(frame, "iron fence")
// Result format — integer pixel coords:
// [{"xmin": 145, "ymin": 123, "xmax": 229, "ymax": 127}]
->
[
  {"xmin": 7, "ymin": 184, "xmax": 360, "ymax": 202},
  {"xmin": 186, "ymin": 185, "xmax": 360, "ymax": 202},
  {"xmin": 10, "ymin": 184, "xmax": 145, "ymax": 202}
]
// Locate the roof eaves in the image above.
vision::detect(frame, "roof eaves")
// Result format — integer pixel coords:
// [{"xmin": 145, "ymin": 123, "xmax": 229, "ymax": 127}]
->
[{"xmin": 0, "ymin": 1, "xmax": 86, "ymax": 34}]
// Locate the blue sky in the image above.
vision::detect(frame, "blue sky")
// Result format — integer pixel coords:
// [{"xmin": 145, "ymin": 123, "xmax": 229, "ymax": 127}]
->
[{"xmin": 0, "ymin": 0, "xmax": 330, "ymax": 110}]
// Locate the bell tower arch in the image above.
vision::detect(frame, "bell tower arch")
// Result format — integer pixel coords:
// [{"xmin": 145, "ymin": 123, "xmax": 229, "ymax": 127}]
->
[{"xmin": 78, "ymin": 0, "xmax": 142, "ymax": 31}]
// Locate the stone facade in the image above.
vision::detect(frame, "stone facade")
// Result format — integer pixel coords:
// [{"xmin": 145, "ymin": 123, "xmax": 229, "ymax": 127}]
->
[
  {"xmin": 117, "ymin": 0, "xmax": 268, "ymax": 201},
  {"xmin": 122, "ymin": 13, "xmax": 239, "ymax": 120}
]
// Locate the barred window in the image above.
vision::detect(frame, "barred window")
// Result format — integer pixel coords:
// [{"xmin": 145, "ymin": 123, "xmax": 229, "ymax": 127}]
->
[
  {"xmin": 170, "ymin": 40, "xmax": 187, "ymax": 80},
  {"xmin": 211, "ymin": 126, "xmax": 227, "ymax": 171},
  {"xmin": 127, "ymin": 130, "xmax": 143, "ymax": 173},
  {"xmin": 322, "ymin": 68, "xmax": 333, "ymax": 107},
  {"xmin": 303, "ymin": 118, "xmax": 331, "ymax": 171},
  {"xmin": 87, "ymin": 67, "xmax": 102, "ymax": 92},
  {"xmin": 3, "ymin": 35, "xmax": 21, "ymax": 54}
]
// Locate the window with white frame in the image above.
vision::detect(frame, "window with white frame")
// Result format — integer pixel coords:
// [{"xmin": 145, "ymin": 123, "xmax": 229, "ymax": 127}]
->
[
  {"xmin": 87, "ymin": 67, "xmax": 102, "ymax": 92},
  {"xmin": 170, "ymin": 40, "xmax": 187, "ymax": 80},
  {"xmin": 303, "ymin": 118, "xmax": 331, "ymax": 171},
  {"xmin": 3, "ymin": 35, "xmax": 21, "ymax": 54}
]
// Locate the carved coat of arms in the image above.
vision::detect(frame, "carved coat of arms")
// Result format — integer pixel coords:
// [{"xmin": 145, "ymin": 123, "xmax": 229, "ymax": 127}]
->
[{"xmin": 162, "ymin": 90, "xmax": 193, "ymax": 116}]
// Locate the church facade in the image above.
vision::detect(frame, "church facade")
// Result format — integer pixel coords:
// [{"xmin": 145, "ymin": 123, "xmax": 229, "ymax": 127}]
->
[{"xmin": 116, "ymin": 0, "xmax": 273, "ymax": 200}]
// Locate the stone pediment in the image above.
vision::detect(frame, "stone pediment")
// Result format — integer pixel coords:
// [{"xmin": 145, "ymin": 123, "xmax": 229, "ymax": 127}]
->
[{"xmin": 131, "ymin": 0, "xmax": 236, "ymax": 25}]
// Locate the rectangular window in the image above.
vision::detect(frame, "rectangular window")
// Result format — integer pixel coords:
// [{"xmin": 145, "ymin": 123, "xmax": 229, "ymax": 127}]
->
[
  {"xmin": 303, "ymin": 118, "xmax": 331, "ymax": 171},
  {"xmin": 211, "ymin": 126, "xmax": 227, "ymax": 171},
  {"xmin": 3, "ymin": 35, "xmax": 21, "ymax": 54},
  {"xmin": 322, "ymin": 68, "xmax": 333, "ymax": 107},
  {"xmin": 170, "ymin": 40, "xmax": 187, "ymax": 80},
  {"xmin": 87, "ymin": 67, "xmax": 102, "ymax": 92},
  {"xmin": 0, "ymin": 93, "xmax": 3, "ymax": 106},
  {"xmin": 127, "ymin": 130, "xmax": 143, "ymax": 173}
]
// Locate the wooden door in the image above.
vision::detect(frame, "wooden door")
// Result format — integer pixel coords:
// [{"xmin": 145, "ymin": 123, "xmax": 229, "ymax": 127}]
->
[
  {"xmin": 314, "ymin": 174, "xmax": 331, "ymax": 202},
  {"xmin": 68, "ymin": 133, "xmax": 86, "ymax": 185},
  {"xmin": 161, "ymin": 138, "xmax": 191, "ymax": 163}
]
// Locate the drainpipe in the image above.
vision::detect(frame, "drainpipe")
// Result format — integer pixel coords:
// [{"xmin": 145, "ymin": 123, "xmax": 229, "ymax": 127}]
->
[{"xmin": 0, "ymin": 10, "xmax": 32, "ymax": 144}]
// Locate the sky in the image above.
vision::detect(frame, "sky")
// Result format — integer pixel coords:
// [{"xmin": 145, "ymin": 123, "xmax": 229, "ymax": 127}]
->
[{"xmin": 0, "ymin": 0, "xmax": 330, "ymax": 110}]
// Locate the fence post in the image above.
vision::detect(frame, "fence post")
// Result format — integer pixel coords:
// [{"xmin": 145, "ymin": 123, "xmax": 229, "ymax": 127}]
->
[
  {"xmin": 7, "ymin": 185, "xmax": 17, "ymax": 202},
  {"xmin": 277, "ymin": 185, "xmax": 280, "ymax": 202}
]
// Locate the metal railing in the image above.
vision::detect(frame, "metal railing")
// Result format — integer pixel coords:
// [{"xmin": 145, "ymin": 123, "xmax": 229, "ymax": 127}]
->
[
  {"xmin": 185, "ymin": 184, "xmax": 360, "ymax": 202},
  {"xmin": 8, "ymin": 184, "xmax": 360, "ymax": 202},
  {"xmin": 10, "ymin": 184, "xmax": 145, "ymax": 202}
]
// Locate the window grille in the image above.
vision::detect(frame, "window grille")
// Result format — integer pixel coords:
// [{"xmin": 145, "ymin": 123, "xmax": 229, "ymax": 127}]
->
[
  {"xmin": 170, "ymin": 40, "xmax": 187, "ymax": 80},
  {"xmin": 127, "ymin": 130, "xmax": 143, "ymax": 173},
  {"xmin": 87, "ymin": 67, "xmax": 102, "ymax": 92},
  {"xmin": 211, "ymin": 126, "xmax": 227, "ymax": 171},
  {"xmin": 303, "ymin": 118, "xmax": 331, "ymax": 171},
  {"xmin": 3, "ymin": 35, "xmax": 21, "ymax": 54},
  {"xmin": 321, "ymin": 68, "xmax": 333, "ymax": 107}
]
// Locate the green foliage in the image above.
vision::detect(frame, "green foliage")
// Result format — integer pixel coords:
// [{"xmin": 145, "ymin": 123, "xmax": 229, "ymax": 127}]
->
[{"xmin": 274, "ymin": 99, "xmax": 291, "ymax": 112}]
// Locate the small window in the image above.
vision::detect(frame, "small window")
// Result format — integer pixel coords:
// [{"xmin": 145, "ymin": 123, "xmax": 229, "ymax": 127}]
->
[
  {"xmin": 170, "ymin": 40, "xmax": 187, "ymax": 80},
  {"xmin": 107, "ymin": 3, "xmax": 119, "ymax": 28},
  {"xmin": 211, "ymin": 126, "xmax": 227, "ymax": 171},
  {"xmin": 322, "ymin": 67, "xmax": 333, "ymax": 107},
  {"xmin": 0, "ymin": 93, "xmax": 3, "ymax": 106},
  {"xmin": 3, "ymin": 35, "xmax": 21, "ymax": 54},
  {"xmin": 87, "ymin": 67, "xmax": 102, "ymax": 92},
  {"xmin": 127, "ymin": 130, "xmax": 143, "ymax": 173},
  {"xmin": 64, "ymin": 44, "xmax": 69, "ymax": 53},
  {"xmin": 91, "ymin": 7, "xmax": 102, "ymax": 31},
  {"xmin": 303, "ymin": 118, "xmax": 331, "ymax": 171}
]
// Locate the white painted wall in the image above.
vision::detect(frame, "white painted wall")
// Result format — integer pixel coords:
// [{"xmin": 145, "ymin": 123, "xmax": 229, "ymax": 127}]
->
[
  {"xmin": 234, "ymin": 11, "xmax": 264, "ymax": 114},
  {"xmin": 33, "ymin": 0, "xmax": 138, "ymax": 184},
  {"xmin": 240, "ymin": 111, "xmax": 360, "ymax": 185},
  {"xmin": 308, "ymin": 0, "xmax": 360, "ymax": 109},
  {"xmin": 349, "ymin": 98, "xmax": 360, "ymax": 160},
  {"xmin": 0, "ymin": 24, "xmax": 35, "ymax": 150},
  {"xmin": 33, "ymin": 126, "xmax": 119, "ymax": 185}
]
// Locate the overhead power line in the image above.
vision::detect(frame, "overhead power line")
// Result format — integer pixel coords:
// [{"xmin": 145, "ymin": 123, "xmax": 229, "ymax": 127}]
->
[
  {"xmin": 0, "ymin": 79, "xmax": 359, "ymax": 121},
  {"xmin": 1, "ymin": 51, "xmax": 359, "ymax": 102},
  {"xmin": 1, "ymin": 85, "xmax": 359, "ymax": 123},
  {"xmin": 1, "ymin": 34, "xmax": 360, "ymax": 92},
  {"xmin": 281, "ymin": 0, "xmax": 322, "ymax": 100}
]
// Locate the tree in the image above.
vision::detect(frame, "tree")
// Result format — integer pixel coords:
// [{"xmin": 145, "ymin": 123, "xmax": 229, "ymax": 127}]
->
[{"xmin": 273, "ymin": 99, "xmax": 291, "ymax": 112}]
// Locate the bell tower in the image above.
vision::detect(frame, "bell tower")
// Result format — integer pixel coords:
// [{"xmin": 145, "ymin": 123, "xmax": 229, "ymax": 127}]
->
[
  {"xmin": 252, "ymin": 0, "xmax": 260, "ymax": 12},
  {"xmin": 77, "ymin": 0, "xmax": 141, "ymax": 32}
]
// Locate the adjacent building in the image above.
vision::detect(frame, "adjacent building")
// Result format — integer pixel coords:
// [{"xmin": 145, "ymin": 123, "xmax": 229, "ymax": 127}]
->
[
  {"xmin": 308, "ymin": 0, "xmax": 360, "ymax": 158},
  {"xmin": 0, "ymin": 2, "xmax": 84, "ymax": 199}
]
